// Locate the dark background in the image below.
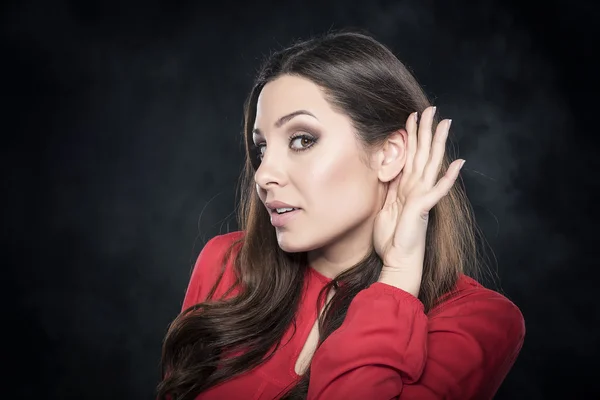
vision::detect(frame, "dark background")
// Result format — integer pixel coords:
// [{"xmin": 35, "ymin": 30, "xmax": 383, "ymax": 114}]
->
[{"xmin": 3, "ymin": 0, "xmax": 598, "ymax": 398}]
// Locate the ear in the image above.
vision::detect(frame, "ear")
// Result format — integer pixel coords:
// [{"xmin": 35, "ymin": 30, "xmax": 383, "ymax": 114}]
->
[{"xmin": 374, "ymin": 129, "xmax": 407, "ymax": 183}]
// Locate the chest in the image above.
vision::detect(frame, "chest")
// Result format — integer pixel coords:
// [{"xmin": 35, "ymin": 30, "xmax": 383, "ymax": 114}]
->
[
  {"xmin": 294, "ymin": 310, "xmax": 321, "ymax": 375},
  {"xmin": 197, "ymin": 283, "xmax": 335, "ymax": 399}
]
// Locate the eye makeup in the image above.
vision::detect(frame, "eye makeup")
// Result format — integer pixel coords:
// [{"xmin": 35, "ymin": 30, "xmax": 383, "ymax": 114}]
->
[{"xmin": 252, "ymin": 127, "xmax": 319, "ymax": 162}]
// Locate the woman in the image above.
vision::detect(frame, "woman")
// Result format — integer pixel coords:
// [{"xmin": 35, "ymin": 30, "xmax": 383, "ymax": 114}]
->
[{"xmin": 157, "ymin": 29, "xmax": 525, "ymax": 400}]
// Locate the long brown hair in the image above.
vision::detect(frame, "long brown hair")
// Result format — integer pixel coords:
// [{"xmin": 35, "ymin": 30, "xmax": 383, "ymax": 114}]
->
[{"xmin": 157, "ymin": 28, "xmax": 496, "ymax": 400}]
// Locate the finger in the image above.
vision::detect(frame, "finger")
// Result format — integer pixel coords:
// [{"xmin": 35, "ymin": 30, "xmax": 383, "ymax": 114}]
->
[
  {"xmin": 404, "ymin": 111, "xmax": 418, "ymax": 176},
  {"xmin": 423, "ymin": 159, "xmax": 465, "ymax": 211},
  {"xmin": 423, "ymin": 119, "xmax": 451, "ymax": 187},
  {"xmin": 383, "ymin": 172, "xmax": 402, "ymax": 208},
  {"xmin": 414, "ymin": 106, "xmax": 436, "ymax": 175}
]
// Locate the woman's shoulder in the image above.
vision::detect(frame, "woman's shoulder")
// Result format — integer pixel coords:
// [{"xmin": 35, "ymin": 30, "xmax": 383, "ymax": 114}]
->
[
  {"xmin": 181, "ymin": 231, "xmax": 245, "ymax": 309},
  {"xmin": 193, "ymin": 230, "xmax": 245, "ymax": 273},
  {"xmin": 204, "ymin": 230, "xmax": 245, "ymax": 250},
  {"xmin": 424, "ymin": 274, "xmax": 526, "ymax": 375},
  {"xmin": 430, "ymin": 274, "xmax": 525, "ymax": 335}
]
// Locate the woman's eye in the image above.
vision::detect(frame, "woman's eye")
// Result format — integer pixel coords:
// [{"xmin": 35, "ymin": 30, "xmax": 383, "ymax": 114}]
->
[
  {"xmin": 257, "ymin": 145, "xmax": 266, "ymax": 158},
  {"xmin": 254, "ymin": 135, "xmax": 315, "ymax": 161},
  {"xmin": 290, "ymin": 136, "xmax": 314, "ymax": 150}
]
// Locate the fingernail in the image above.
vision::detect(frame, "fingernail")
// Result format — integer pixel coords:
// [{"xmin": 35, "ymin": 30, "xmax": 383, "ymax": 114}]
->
[
  {"xmin": 432, "ymin": 106, "xmax": 437, "ymax": 115},
  {"xmin": 413, "ymin": 112, "xmax": 418, "ymax": 122},
  {"xmin": 448, "ymin": 119, "xmax": 452, "ymax": 130},
  {"xmin": 460, "ymin": 160, "xmax": 466, "ymax": 169}
]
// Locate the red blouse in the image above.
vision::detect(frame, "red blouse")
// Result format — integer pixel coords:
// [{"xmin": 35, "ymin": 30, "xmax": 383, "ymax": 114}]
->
[{"xmin": 181, "ymin": 231, "xmax": 525, "ymax": 399}]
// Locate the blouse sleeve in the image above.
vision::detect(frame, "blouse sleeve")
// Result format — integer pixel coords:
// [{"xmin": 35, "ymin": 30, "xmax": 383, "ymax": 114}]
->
[{"xmin": 307, "ymin": 282, "xmax": 525, "ymax": 400}]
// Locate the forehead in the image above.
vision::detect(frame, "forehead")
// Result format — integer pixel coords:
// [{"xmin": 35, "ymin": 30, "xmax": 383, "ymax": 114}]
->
[{"xmin": 255, "ymin": 75, "xmax": 332, "ymax": 127}]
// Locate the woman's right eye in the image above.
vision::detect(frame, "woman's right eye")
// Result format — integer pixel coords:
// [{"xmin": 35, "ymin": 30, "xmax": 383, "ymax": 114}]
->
[{"xmin": 256, "ymin": 144, "xmax": 266, "ymax": 160}]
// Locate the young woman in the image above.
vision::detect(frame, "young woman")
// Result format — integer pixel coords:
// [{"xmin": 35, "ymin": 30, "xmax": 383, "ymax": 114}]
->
[{"xmin": 157, "ymin": 30, "xmax": 525, "ymax": 400}]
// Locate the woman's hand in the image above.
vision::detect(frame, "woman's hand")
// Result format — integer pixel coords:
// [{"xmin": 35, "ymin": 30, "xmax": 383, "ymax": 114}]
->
[{"xmin": 373, "ymin": 106, "xmax": 465, "ymax": 295}]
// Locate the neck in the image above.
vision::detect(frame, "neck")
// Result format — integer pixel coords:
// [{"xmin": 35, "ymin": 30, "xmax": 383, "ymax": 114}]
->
[{"xmin": 307, "ymin": 220, "xmax": 374, "ymax": 280}]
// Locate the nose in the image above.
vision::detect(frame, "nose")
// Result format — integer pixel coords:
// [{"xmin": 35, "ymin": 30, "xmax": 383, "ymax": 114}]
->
[{"xmin": 254, "ymin": 150, "xmax": 288, "ymax": 190}]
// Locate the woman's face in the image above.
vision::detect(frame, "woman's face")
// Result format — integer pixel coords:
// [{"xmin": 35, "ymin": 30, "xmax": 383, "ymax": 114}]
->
[{"xmin": 253, "ymin": 74, "xmax": 384, "ymax": 255}]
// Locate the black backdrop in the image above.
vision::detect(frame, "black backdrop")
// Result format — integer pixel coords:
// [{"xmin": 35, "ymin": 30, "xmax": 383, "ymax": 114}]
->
[{"xmin": 3, "ymin": 0, "xmax": 598, "ymax": 398}]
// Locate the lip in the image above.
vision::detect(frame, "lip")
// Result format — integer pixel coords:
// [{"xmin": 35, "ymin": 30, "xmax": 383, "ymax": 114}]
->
[
  {"xmin": 266, "ymin": 201, "xmax": 298, "ymax": 210},
  {"xmin": 269, "ymin": 208, "xmax": 301, "ymax": 228},
  {"xmin": 265, "ymin": 201, "xmax": 302, "ymax": 228}
]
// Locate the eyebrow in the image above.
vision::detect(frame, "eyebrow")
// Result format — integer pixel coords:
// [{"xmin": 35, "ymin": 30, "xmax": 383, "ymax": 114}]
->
[{"xmin": 252, "ymin": 110, "xmax": 318, "ymax": 137}]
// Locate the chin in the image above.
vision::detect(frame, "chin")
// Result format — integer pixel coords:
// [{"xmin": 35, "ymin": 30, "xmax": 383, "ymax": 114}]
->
[
  {"xmin": 275, "ymin": 234, "xmax": 305, "ymax": 253},
  {"xmin": 275, "ymin": 229, "xmax": 325, "ymax": 254},
  {"xmin": 275, "ymin": 230, "xmax": 309, "ymax": 253}
]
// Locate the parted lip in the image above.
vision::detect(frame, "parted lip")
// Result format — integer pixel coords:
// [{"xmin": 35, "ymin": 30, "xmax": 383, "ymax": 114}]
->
[{"xmin": 265, "ymin": 201, "xmax": 300, "ymax": 211}]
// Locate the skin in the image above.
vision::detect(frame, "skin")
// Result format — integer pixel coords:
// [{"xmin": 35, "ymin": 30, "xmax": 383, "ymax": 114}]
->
[{"xmin": 253, "ymin": 74, "xmax": 408, "ymax": 279}]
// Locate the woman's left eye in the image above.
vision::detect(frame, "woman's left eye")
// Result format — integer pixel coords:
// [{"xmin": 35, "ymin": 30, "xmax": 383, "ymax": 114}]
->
[{"xmin": 290, "ymin": 135, "xmax": 316, "ymax": 150}]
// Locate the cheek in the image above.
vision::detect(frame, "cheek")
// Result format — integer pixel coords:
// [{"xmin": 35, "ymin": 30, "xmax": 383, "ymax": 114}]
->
[{"xmin": 302, "ymin": 151, "xmax": 377, "ymax": 215}]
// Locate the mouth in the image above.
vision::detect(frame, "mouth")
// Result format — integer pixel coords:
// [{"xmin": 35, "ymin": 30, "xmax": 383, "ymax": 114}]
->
[
  {"xmin": 268, "ymin": 207, "xmax": 302, "ymax": 227},
  {"xmin": 270, "ymin": 207, "xmax": 301, "ymax": 215}
]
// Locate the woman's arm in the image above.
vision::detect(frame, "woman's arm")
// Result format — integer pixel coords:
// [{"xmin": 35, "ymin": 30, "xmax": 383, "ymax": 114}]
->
[{"xmin": 307, "ymin": 282, "xmax": 525, "ymax": 400}]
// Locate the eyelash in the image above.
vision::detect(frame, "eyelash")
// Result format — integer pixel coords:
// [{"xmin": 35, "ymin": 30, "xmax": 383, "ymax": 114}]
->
[{"xmin": 253, "ymin": 132, "xmax": 317, "ymax": 161}]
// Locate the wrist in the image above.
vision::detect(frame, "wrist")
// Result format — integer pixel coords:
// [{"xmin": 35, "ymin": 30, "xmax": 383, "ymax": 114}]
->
[{"xmin": 378, "ymin": 269, "xmax": 422, "ymax": 298}]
